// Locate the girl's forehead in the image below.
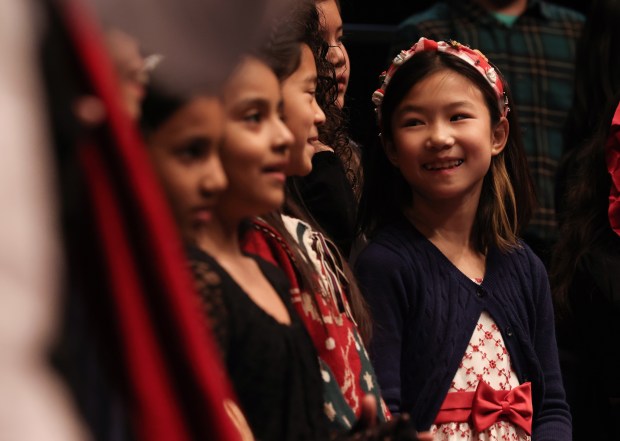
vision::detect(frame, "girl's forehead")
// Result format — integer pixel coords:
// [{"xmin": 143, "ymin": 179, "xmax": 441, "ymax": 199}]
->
[
  {"xmin": 223, "ymin": 57, "xmax": 279, "ymax": 104},
  {"xmin": 317, "ymin": 0, "xmax": 342, "ymax": 27},
  {"xmin": 403, "ymin": 70, "xmax": 482, "ymax": 102}
]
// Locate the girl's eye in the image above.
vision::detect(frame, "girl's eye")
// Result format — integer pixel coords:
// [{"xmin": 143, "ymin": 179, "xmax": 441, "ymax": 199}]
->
[
  {"xmin": 451, "ymin": 114, "xmax": 470, "ymax": 122},
  {"xmin": 176, "ymin": 138, "xmax": 208, "ymax": 162},
  {"xmin": 244, "ymin": 111, "xmax": 262, "ymax": 124},
  {"xmin": 403, "ymin": 118, "xmax": 423, "ymax": 127}
]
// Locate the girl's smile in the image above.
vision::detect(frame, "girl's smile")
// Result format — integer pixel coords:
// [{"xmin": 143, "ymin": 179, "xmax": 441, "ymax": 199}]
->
[
  {"xmin": 192, "ymin": 206, "xmax": 216, "ymax": 224},
  {"xmin": 422, "ymin": 158, "xmax": 464, "ymax": 171},
  {"xmin": 388, "ymin": 69, "xmax": 507, "ymax": 203},
  {"xmin": 261, "ymin": 158, "xmax": 289, "ymax": 184},
  {"xmin": 281, "ymin": 44, "xmax": 325, "ymax": 176}
]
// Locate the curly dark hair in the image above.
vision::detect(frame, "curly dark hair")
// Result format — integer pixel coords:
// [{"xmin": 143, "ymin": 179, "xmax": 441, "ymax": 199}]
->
[{"xmin": 315, "ymin": 2, "xmax": 361, "ymax": 194}]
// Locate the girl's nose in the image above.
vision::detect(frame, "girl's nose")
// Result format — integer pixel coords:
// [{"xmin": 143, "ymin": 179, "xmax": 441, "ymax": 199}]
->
[
  {"xmin": 201, "ymin": 156, "xmax": 228, "ymax": 195},
  {"xmin": 327, "ymin": 44, "xmax": 346, "ymax": 68},
  {"xmin": 272, "ymin": 117, "xmax": 294, "ymax": 154},
  {"xmin": 426, "ymin": 123, "xmax": 455, "ymax": 150},
  {"xmin": 313, "ymin": 99, "xmax": 326, "ymax": 126}
]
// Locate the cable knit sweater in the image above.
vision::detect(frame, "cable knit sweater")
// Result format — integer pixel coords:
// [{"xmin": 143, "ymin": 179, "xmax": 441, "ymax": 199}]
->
[{"xmin": 355, "ymin": 218, "xmax": 571, "ymax": 440}]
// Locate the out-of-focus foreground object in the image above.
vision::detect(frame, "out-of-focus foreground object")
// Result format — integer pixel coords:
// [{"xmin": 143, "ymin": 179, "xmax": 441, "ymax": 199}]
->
[
  {"xmin": 84, "ymin": 0, "xmax": 290, "ymax": 96},
  {"xmin": 1, "ymin": 0, "xmax": 292, "ymax": 436},
  {"xmin": 43, "ymin": 0, "xmax": 259, "ymax": 439},
  {"xmin": 0, "ymin": 0, "xmax": 89, "ymax": 440}
]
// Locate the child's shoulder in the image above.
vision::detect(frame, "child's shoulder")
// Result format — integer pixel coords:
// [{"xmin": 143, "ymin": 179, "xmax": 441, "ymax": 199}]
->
[
  {"xmin": 497, "ymin": 239, "xmax": 548, "ymax": 279},
  {"xmin": 511, "ymin": 239, "xmax": 545, "ymax": 264},
  {"xmin": 357, "ymin": 221, "xmax": 430, "ymax": 267}
]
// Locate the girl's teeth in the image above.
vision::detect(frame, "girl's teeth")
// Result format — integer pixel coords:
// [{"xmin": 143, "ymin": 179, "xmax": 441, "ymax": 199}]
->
[{"xmin": 424, "ymin": 160, "xmax": 463, "ymax": 170}]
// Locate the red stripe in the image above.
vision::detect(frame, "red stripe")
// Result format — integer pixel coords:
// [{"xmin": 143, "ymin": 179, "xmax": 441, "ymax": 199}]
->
[{"xmin": 80, "ymin": 143, "xmax": 189, "ymax": 441}]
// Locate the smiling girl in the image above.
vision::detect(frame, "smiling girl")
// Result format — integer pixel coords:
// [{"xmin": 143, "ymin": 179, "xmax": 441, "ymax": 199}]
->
[{"xmin": 355, "ymin": 38, "xmax": 570, "ymax": 440}]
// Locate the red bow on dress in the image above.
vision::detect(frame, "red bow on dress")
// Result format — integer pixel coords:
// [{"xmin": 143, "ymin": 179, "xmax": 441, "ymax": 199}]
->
[{"xmin": 471, "ymin": 381, "xmax": 533, "ymax": 435}]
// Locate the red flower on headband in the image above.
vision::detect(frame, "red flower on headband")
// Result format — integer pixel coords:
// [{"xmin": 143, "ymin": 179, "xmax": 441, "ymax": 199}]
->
[{"xmin": 606, "ymin": 102, "xmax": 620, "ymax": 236}]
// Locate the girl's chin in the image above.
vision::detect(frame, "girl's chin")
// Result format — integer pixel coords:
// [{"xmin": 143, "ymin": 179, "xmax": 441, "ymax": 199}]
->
[
  {"xmin": 300, "ymin": 165, "xmax": 313, "ymax": 177},
  {"xmin": 292, "ymin": 164, "xmax": 313, "ymax": 178},
  {"xmin": 301, "ymin": 153, "xmax": 314, "ymax": 176},
  {"xmin": 249, "ymin": 194, "xmax": 286, "ymax": 217},
  {"xmin": 284, "ymin": 150, "xmax": 314, "ymax": 177},
  {"xmin": 264, "ymin": 195, "xmax": 286, "ymax": 213}
]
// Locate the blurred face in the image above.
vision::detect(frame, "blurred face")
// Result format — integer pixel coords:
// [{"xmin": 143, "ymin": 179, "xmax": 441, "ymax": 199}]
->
[
  {"xmin": 281, "ymin": 44, "xmax": 326, "ymax": 176},
  {"xmin": 148, "ymin": 97, "xmax": 227, "ymax": 240},
  {"xmin": 106, "ymin": 29, "xmax": 148, "ymax": 119},
  {"xmin": 387, "ymin": 70, "xmax": 508, "ymax": 205},
  {"xmin": 219, "ymin": 57, "xmax": 294, "ymax": 218},
  {"xmin": 317, "ymin": 0, "xmax": 350, "ymax": 108}
]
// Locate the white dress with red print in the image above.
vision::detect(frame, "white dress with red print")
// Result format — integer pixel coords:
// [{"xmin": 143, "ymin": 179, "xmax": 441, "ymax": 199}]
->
[{"xmin": 430, "ymin": 311, "xmax": 531, "ymax": 441}]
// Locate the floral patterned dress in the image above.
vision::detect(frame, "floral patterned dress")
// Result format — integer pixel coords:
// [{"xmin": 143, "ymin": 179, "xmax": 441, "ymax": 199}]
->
[{"xmin": 430, "ymin": 310, "xmax": 531, "ymax": 441}]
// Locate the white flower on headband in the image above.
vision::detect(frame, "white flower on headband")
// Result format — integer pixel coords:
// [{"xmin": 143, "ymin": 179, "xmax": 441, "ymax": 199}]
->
[
  {"xmin": 392, "ymin": 50, "xmax": 410, "ymax": 66},
  {"xmin": 372, "ymin": 89, "xmax": 385, "ymax": 107},
  {"xmin": 486, "ymin": 68, "xmax": 497, "ymax": 86}
]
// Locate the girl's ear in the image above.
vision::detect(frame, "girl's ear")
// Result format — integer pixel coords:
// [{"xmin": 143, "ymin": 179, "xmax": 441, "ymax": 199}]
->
[
  {"xmin": 383, "ymin": 136, "xmax": 400, "ymax": 167},
  {"xmin": 491, "ymin": 116, "xmax": 509, "ymax": 156}
]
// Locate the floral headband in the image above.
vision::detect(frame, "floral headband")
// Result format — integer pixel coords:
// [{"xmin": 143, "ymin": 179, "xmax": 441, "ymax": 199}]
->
[
  {"xmin": 606, "ymin": 101, "xmax": 620, "ymax": 237},
  {"xmin": 372, "ymin": 37, "xmax": 509, "ymax": 124}
]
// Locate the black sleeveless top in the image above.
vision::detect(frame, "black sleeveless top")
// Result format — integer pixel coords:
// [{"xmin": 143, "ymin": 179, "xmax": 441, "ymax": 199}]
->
[{"xmin": 187, "ymin": 246, "xmax": 327, "ymax": 441}]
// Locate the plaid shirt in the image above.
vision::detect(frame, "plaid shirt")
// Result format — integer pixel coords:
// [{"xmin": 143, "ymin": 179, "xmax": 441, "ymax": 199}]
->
[{"xmin": 390, "ymin": 0, "xmax": 584, "ymax": 244}]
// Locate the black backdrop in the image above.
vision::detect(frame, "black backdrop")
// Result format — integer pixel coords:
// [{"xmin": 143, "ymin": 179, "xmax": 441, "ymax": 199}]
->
[{"xmin": 339, "ymin": 0, "xmax": 588, "ymax": 149}]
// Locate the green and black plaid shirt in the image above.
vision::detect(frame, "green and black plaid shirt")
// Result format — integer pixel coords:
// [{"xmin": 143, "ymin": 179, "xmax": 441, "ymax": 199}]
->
[{"xmin": 390, "ymin": 0, "xmax": 584, "ymax": 246}]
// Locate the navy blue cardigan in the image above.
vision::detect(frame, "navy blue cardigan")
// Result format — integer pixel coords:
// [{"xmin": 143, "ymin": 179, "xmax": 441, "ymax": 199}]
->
[{"xmin": 355, "ymin": 218, "xmax": 571, "ymax": 440}]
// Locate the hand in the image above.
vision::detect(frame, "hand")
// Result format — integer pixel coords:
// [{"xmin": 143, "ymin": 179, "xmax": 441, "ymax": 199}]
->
[
  {"xmin": 416, "ymin": 431, "xmax": 433, "ymax": 441},
  {"xmin": 355, "ymin": 394, "xmax": 378, "ymax": 429}
]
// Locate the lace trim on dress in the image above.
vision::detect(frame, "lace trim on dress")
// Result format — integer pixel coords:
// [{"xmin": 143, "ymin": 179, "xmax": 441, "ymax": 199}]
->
[{"xmin": 188, "ymin": 257, "xmax": 229, "ymax": 359}]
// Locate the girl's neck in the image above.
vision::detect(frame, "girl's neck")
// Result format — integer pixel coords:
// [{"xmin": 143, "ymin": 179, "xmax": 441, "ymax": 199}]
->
[
  {"xmin": 405, "ymin": 196, "xmax": 477, "ymax": 247},
  {"xmin": 404, "ymin": 196, "xmax": 486, "ymax": 279},
  {"xmin": 406, "ymin": 207, "xmax": 487, "ymax": 279},
  {"xmin": 194, "ymin": 213, "xmax": 244, "ymax": 260}
]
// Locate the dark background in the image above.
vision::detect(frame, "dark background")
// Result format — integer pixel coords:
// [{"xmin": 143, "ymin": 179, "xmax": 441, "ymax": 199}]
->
[{"xmin": 338, "ymin": 0, "xmax": 589, "ymax": 148}]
